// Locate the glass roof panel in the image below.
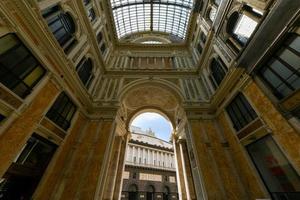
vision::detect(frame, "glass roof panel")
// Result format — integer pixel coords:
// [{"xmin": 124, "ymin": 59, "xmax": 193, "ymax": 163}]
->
[{"xmin": 110, "ymin": 0, "xmax": 194, "ymax": 40}]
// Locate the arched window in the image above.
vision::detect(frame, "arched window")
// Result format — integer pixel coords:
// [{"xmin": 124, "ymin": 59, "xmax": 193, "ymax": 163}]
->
[
  {"xmin": 146, "ymin": 185, "xmax": 155, "ymax": 200},
  {"xmin": 163, "ymin": 186, "xmax": 170, "ymax": 200},
  {"xmin": 42, "ymin": 5, "xmax": 76, "ymax": 53},
  {"xmin": 210, "ymin": 57, "xmax": 227, "ymax": 87},
  {"xmin": 128, "ymin": 184, "xmax": 138, "ymax": 200},
  {"xmin": 258, "ymin": 33, "xmax": 300, "ymax": 100},
  {"xmin": 76, "ymin": 57, "xmax": 94, "ymax": 88},
  {"xmin": 227, "ymin": 6, "xmax": 262, "ymax": 47}
]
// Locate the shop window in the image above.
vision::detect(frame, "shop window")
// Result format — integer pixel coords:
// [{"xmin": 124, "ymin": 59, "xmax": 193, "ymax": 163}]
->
[
  {"xmin": 0, "ymin": 134, "xmax": 57, "ymax": 199},
  {"xmin": 46, "ymin": 92, "xmax": 77, "ymax": 131},
  {"xmin": 210, "ymin": 57, "xmax": 227, "ymax": 87},
  {"xmin": 258, "ymin": 33, "xmax": 300, "ymax": 100},
  {"xmin": 227, "ymin": 6, "xmax": 262, "ymax": 47},
  {"xmin": 0, "ymin": 34, "xmax": 46, "ymax": 98},
  {"xmin": 247, "ymin": 135, "xmax": 300, "ymax": 199},
  {"xmin": 76, "ymin": 57, "xmax": 93, "ymax": 88},
  {"xmin": 42, "ymin": 5, "xmax": 77, "ymax": 53},
  {"xmin": 226, "ymin": 93, "xmax": 258, "ymax": 131}
]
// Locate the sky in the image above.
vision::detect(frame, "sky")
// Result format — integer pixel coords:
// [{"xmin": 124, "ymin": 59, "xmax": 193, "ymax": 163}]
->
[{"xmin": 131, "ymin": 112, "xmax": 173, "ymax": 142}]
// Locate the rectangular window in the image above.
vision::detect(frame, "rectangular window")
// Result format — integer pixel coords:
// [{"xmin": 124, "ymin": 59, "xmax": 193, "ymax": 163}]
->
[
  {"xmin": 226, "ymin": 93, "xmax": 258, "ymax": 131},
  {"xmin": 46, "ymin": 92, "xmax": 77, "ymax": 130},
  {"xmin": 0, "ymin": 133, "xmax": 57, "ymax": 199},
  {"xmin": 258, "ymin": 33, "xmax": 300, "ymax": 100},
  {"xmin": 0, "ymin": 34, "xmax": 46, "ymax": 98},
  {"xmin": 247, "ymin": 135, "xmax": 300, "ymax": 199}
]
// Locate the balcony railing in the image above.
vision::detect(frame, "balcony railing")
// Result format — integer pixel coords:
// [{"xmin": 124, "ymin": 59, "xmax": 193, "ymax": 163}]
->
[{"xmin": 125, "ymin": 161, "xmax": 176, "ymax": 171}]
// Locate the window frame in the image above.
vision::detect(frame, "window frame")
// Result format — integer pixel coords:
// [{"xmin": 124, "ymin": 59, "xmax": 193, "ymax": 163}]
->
[
  {"xmin": 226, "ymin": 5, "xmax": 262, "ymax": 50},
  {"xmin": 257, "ymin": 33, "xmax": 300, "ymax": 101},
  {"xmin": 0, "ymin": 33, "xmax": 47, "ymax": 98},
  {"xmin": 46, "ymin": 92, "xmax": 77, "ymax": 131},
  {"xmin": 226, "ymin": 92, "xmax": 258, "ymax": 132},
  {"xmin": 209, "ymin": 57, "xmax": 228, "ymax": 88},
  {"xmin": 76, "ymin": 57, "xmax": 94, "ymax": 88},
  {"xmin": 42, "ymin": 5, "xmax": 77, "ymax": 53}
]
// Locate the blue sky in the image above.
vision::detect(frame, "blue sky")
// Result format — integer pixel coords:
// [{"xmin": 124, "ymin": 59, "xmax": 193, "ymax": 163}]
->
[{"xmin": 131, "ymin": 112, "xmax": 173, "ymax": 142}]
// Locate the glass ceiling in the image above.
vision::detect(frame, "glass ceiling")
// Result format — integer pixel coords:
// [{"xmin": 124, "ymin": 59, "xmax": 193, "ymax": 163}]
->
[{"xmin": 110, "ymin": 0, "xmax": 194, "ymax": 40}]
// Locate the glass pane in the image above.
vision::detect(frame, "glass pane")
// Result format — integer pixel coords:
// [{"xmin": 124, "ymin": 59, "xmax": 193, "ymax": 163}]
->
[
  {"xmin": 233, "ymin": 14, "xmax": 258, "ymax": 43},
  {"xmin": 268, "ymin": 59, "xmax": 293, "ymax": 80},
  {"xmin": 23, "ymin": 66, "xmax": 45, "ymax": 87},
  {"xmin": 247, "ymin": 135, "xmax": 300, "ymax": 193},
  {"xmin": 0, "ymin": 34, "xmax": 19, "ymax": 55},
  {"xmin": 262, "ymin": 68, "xmax": 282, "ymax": 88},
  {"xmin": 289, "ymin": 36, "xmax": 300, "ymax": 53},
  {"xmin": 278, "ymin": 49, "xmax": 300, "ymax": 71},
  {"xmin": 111, "ymin": 0, "xmax": 193, "ymax": 39}
]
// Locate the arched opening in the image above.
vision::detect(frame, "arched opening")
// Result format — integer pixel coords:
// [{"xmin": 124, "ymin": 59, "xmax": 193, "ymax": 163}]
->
[
  {"xmin": 42, "ymin": 5, "xmax": 77, "ymax": 53},
  {"xmin": 130, "ymin": 111, "xmax": 173, "ymax": 142},
  {"xmin": 122, "ymin": 110, "xmax": 178, "ymax": 198},
  {"xmin": 114, "ymin": 82, "xmax": 194, "ymax": 200},
  {"xmin": 128, "ymin": 184, "xmax": 138, "ymax": 200},
  {"xmin": 163, "ymin": 186, "xmax": 170, "ymax": 200},
  {"xmin": 146, "ymin": 185, "xmax": 155, "ymax": 200}
]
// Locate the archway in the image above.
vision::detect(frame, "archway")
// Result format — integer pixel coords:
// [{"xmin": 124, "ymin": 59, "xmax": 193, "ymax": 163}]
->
[
  {"xmin": 107, "ymin": 81, "xmax": 198, "ymax": 200},
  {"xmin": 163, "ymin": 186, "xmax": 170, "ymax": 200},
  {"xmin": 146, "ymin": 185, "xmax": 155, "ymax": 200},
  {"xmin": 128, "ymin": 184, "xmax": 138, "ymax": 200}
]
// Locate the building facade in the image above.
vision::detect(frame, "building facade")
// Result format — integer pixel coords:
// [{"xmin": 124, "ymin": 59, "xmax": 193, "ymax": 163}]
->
[
  {"xmin": 0, "ymin": 0, "xmax": 299, "ymax": 199},
  {"xmin": 121, "ymin": 128, "xmax": 178, "ymax": 200}
]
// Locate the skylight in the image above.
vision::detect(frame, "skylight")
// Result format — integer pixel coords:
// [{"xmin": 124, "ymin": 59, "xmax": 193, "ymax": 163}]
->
[
  {"xmin": 141, "ymin": 40, "xmax": 163, "ymax": 44},
  {"xmin": 233, "ymin": 14, "xmax": 258, "ymax": 40},
  {"xmin": 110, "ymin": 0, "xmax": 194, "ymax": 40}
]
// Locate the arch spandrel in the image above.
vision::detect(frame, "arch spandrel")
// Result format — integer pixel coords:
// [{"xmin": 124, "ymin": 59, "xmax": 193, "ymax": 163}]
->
[{"xmin": 119, "ymin": 81, "xmax": 186, "ymax": 130}]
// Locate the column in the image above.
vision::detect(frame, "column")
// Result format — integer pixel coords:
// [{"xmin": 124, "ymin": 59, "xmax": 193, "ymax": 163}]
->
[
  {"xmin": 178, "ymin": 139, "xmax": 197, "ymax": 200},
  {"xmin": 113, "ymin": 133, "xmax": 130, "ymax": 199},
  {"xmin": 173, "ymin": 136, "xmax": 188, "ymax": 200},
  {"xmin": 103, "ymin": 135, "xmax": 123, "ymax": 199}
]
